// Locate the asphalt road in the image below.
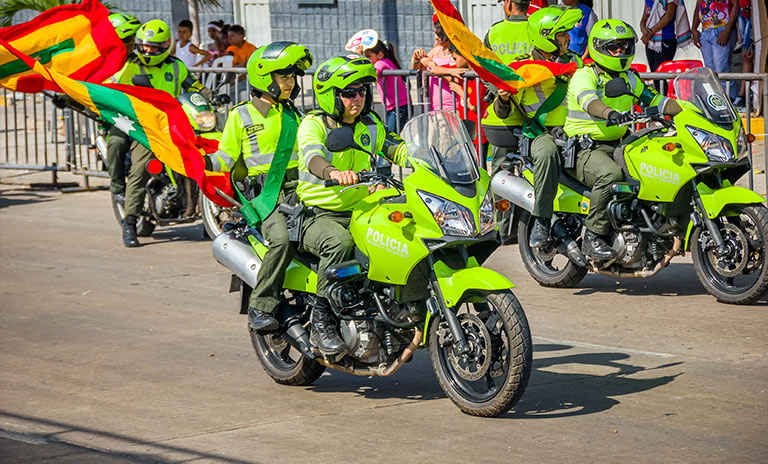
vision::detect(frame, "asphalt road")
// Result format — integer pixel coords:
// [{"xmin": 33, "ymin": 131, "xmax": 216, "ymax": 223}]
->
[{"xmin": 0, "ymin": 188, "xmax": 766, "ymax": 463}]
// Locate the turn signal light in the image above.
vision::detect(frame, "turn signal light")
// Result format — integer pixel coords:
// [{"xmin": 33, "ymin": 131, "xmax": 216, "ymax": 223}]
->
[
  {"xmin": 663, "ymin": 142, "xmax": 681, "ymax": 152},
  {"xmin": 496, "ymin": 199, "xmax": 511, "ymax": 212},
  {"xmin": 146, "ymin": 159, "xmax": 164, "ymax": 175},
  {"xmin": 746, "ymin": 133, "xmax": 756, "ymax": 143},
  {"xmin": 389, "ymin": 211, "xmax": 404, "ymax": 223}
]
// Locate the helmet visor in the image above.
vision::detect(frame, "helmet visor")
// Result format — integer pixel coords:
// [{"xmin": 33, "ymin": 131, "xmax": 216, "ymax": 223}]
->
[
  {"xmin": 135, "ymin": 38, "xmax": 171, "ymax": 56},
  {"xmin": 593, "ymin": 38, "xmax": 635, "ymax": 58}
]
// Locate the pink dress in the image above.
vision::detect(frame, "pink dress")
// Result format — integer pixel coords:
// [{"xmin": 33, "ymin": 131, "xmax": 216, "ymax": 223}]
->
[
  {"xmin": 374, "ymin": 58, "xmax": 409, "ymax": 111},
  {"xmin": 429, "ymin": 51, "xmax": 458, "ymax": 112}
]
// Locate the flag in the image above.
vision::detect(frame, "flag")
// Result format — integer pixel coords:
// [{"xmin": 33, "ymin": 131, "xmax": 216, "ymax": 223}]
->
[
  {"xmin": 431, "ymin": 0, "xmax": 578, "ymax": 93},
  {"xmin": 0, "ymin": 0, "xmax": 126, "ymax": 93},
  {"xmin": 0, "ymin": 39, "xmax": 233, "ymax": 206}
]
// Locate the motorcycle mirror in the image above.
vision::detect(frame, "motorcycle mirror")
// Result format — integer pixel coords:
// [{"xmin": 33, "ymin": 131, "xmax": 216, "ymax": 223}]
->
[
  {"xmin": 326, "ymin": 126, "xmax": 362, "ymax": 152},
  {"xmin": 462, "ymin": 119, "xmax": 477, "ymax": 140},
  {"xmin": 131, "ymin": 75, "xmax": 152, "ymax": 88},
  {"xmin": 605, "ymin": 78, "xmax": 631, "ymax": 98}
]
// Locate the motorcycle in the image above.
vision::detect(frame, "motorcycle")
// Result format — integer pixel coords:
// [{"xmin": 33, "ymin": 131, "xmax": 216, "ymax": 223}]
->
[
  {"xmin": 212, "ymin": 110, "xmax": 532, "ymax": 416},
  {"xmin": 98, "ymin": 90, "xmax": 231, "ymax": 238},
  {"xmin": 492, "ymin": 67, "xmax": 767, "ymax": 304}
]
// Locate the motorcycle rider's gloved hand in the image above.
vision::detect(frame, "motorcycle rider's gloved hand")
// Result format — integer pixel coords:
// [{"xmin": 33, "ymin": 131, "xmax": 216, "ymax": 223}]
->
[{"xmin": 607, "ymin": 111, "xmax": 633, "ymax": 126}]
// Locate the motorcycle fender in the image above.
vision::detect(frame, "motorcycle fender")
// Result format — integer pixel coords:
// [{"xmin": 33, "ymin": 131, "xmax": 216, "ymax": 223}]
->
[
  {"xmin": 433, "ymin": 258, "xmax": 514, "ymax": 308},
  {"xmin": 697, "ymin": 185, "xmax": 765, "ymax": 219}
]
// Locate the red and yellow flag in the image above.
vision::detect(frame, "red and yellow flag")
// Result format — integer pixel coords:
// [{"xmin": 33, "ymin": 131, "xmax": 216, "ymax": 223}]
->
[
  {"xmin": 0, "ymin": 0, "xmax": 126, "ymax": 93},
  {"xmin": 0, "ymin": 39, "xmax": 232, "ymax": 206},
  {"xmin": 431, "ymin": 0, "xmax": 577, "ymax": 93}
]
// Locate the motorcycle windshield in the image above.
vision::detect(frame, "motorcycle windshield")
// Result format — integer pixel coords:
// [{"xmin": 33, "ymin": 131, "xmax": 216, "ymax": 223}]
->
[
  {"xmin": 673, "ymin": 68, "xmax": 737, "ymax": 124},
  {"xmin": 400, "ymin": 111, "xmax": 479, "ymax": 186}
]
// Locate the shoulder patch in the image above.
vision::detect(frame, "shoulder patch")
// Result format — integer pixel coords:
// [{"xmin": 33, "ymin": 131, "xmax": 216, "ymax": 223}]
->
[{"xmin": 245, "ymin": 124, "xmax": 265, "ymax": 136}]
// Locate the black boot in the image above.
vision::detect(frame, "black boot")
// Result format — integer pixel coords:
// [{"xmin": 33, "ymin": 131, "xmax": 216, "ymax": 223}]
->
[
  {"xmin": 309, "ymin": 297, "xmax": 346, "ymax": 355},
  {"xmin": 529, "ymin": 217, "xmax": 551, "ymax": 249},
  {"xmin": 582, "ymin": 229, "xmax": 617, "ymax": 260},
  {"xmin": 122, "ymin": 216, "xmax": 140, "ymax": 248},
  {"xmin": 247, "ymin": 308, "xmax": 279, "ymax": 332}
]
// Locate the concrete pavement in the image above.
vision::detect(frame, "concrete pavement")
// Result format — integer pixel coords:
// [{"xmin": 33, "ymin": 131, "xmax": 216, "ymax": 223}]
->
[{"xmin": 0, "ymin": 188, "xmax": 766, "ymax": 463}]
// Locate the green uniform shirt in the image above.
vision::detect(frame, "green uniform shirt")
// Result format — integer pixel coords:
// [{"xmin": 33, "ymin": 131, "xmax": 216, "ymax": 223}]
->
[
  {"xmin": 297, "ymin": 112, "xmax": 407, "ymax": 211},
  {"xmin": 564, "ymin": 65, "xmax": 668, "ymax": 141},
  {"xmin": 512, "ymin": 51, "xmax": 583, "ymax": 128},
  {"xmin": 210, "ymin": 100, "xmax": 300, "ymax": 176},
  {"xmin": 483, "ymin": 16, "xmax": 533, "ymax": 65},
  {"xmin": 117, "ymin": 55, "xmax": 203, "ymax": 98}
]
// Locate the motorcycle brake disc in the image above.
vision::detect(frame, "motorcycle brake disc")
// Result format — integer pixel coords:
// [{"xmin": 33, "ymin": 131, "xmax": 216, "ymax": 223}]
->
[
  {"xmin": 707, "ymin": 223, "xmax": 749, "ymax": 277},
  {"xmin": 448, "ymin": 313, "xmax": 492, "ymax": 382}
]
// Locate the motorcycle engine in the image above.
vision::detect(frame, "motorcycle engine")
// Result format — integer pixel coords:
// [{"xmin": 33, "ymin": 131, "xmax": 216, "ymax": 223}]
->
[
  {"xmin": 611, "ymin": 231, "xmax": 647, "ymax": 267},
  {"xmin": 153, "ymin": 184, "xmax": 184, "ymax": 218},
  {"xmin": 339, "ymin": 320, "xmax": 385, "ymax": 365}
]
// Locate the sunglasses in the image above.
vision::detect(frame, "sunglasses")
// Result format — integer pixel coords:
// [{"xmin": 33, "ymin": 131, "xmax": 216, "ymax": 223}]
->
[{"xmin": 339, "ymin": 86, "xmax": 366, "ymax": 99}]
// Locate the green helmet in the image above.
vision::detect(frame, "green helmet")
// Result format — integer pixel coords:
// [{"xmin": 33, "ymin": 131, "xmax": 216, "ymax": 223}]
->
[
  {"xmin": 134, "ymin": 20, "xmax": 172, "ymax": 66},
  {"xmin": 588, "ymin": 19, "xmax": 637, "ymax": 72},
  {"xmin": 313, "ymin": 53, "xmax": 377, "ymax": 118},
  {"xmin": 179, "ymin": 92, "xmax": 216, "ymax": 132},
  {"xmin": 109, "ymin": 13, "xmax": 141, "ymax": 40},
  {"xmin": 527, "ymin": 6, "xmax": 583, "ymax": 55},
  {"xmin": 246, "ymin": 41, "xmax": 313, "ymax": 100}
]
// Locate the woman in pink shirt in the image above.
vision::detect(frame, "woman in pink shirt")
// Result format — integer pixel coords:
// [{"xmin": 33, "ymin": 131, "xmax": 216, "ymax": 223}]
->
[{"xmin": 363, "ymin": 40, "xmax": 411, "ymax": 132}]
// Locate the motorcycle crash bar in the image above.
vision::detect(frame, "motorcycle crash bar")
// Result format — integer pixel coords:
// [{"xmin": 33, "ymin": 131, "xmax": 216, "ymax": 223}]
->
[
  {"xmin": 491, "ymin": 171, "xmax": 535, "ymax": 213},
  {"xmin": 316, "ymin": 328, "xmax": 423, "ymax": 377}
]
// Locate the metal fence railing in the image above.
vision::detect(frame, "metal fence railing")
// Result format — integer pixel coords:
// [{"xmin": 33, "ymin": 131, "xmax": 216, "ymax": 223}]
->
[{"xmin": 1, "ymin": 68, "xmax": 766, "ymax": 194}]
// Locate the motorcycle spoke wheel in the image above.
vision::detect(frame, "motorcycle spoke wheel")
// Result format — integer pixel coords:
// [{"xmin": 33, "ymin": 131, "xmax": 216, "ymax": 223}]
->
[
  {"xmin": 200, "ymin": 191, "xmax": 234, "ymax": 239},
  {"xmin": 517, "ymin": 211, "xmax": 587, "ymax": 288}
]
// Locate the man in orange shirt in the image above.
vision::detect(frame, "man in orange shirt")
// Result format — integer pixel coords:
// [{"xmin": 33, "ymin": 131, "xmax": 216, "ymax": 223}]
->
[{"xmin": 226, "ymin": 24, "xmax": 257, "ymax": 101}]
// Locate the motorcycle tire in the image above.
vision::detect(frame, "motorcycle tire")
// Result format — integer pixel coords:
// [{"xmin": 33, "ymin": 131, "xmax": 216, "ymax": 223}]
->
[
  {"xmin": 691, "ymin": 204, "xmax": 768, "ymax": 305},
  {"xmin": 429, "ymin": 290, "xmax": 532, "ymax": 417},
  {"xmin": 252, "ymin": 331, "xmax": 326, "ymax": 386},
  {"xmin": 111, "ymin": 194, "xmax": 155, "ymax": 237},
  {"xmin": 517, "ymin": 210, "xmax": 587, "ymax": 288},
  {"xmin": 200, "ymin": 191, "xmax": 233, "ymax": 240}
]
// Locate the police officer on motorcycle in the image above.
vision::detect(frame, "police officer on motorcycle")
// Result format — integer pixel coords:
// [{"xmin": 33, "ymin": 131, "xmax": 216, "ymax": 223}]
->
[
  {"xmin": 116, "ymin": 19, "xmax": 211, "ymax": 247},
  {"xmin": 297, "ymin": 53, "xmax": 408, "ymax": 356},
  {"xmin": 563, "ymin": 19, "xmax": 680, "ymax": 260},
  {"xmin": 204, "ymin": 41, "xmax": 313, "ymax": 332},
  {"xmin": 494, "ymin": 5, "xmax": 584, "ymax": 249}
]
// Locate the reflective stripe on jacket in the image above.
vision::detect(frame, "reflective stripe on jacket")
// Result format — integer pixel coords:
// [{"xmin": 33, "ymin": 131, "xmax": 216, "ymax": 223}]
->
[
  {"xmin": 512, "ymin": 51, "xmax": 583, "ymax": 127},
  {"xmin": 118, "ymin": 56, "xmax": 203, "ymax": 97}
]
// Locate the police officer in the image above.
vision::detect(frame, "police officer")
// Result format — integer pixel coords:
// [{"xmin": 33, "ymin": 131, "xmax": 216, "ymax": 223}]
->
[
  {"xmin": 563, "ymin": 19, "xmax": 681, "ymax": 260},
  {"xmin": 116, "ymin": 19, "xmax": 210, "ymax": 247},
  {"xmin": 494, "ymin": 6, "xmax": 583, "ymax": 249},
  {"xmin": 297, "ymin": 54, "xmax": 408, "ymax": 355},
  {"xmin": 205, "ymin": 42, "xmax": 312, "ymax": 331},
  {"xmin": 483, "ymin": 0, "xmax": 533, "ymax": 243},
  {"xmin": 103, "ymin": 13, "xmax": 142, "ymax": 207}
]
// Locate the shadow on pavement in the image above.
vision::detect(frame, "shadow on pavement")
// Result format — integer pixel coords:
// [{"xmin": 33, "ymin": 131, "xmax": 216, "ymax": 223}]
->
[
  {"xmin": 136, "ymin": 224, "xmax": 209, "ymax": 246},
  {"xmin": 573, "ymin": 263, "xmax": 707, "ymax": 298},
  {"xmin": 0, "ymin": 411, "xmax": 260, "ymax": 464},
  {"xmin": 507, "ymin": 343, "xmax": 682, "ymax": 419},
  {"xmin": 0, "ymin": 190, "xmax": 56, "ymax": 209}
]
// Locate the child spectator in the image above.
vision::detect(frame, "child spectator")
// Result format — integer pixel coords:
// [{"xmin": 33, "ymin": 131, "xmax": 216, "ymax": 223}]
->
[
  {"xmin": 362, "ymin": 39, "xmax": 411, "ymax": 132},
  {"xmin": 446, "ymin": 42, "xmax": 489, "ymax": 159},
  {"xmin": 216, "ymin": 24, "xmax": 231, "ymax": 58},
  {"xmin": 692, "ymin": 0, "xmax": 739, "ymax": 101},
  {"xmin": 205, "ymin": 20, "xmax": 224, "ymax": 57},
  {"xmin": 170, "ymin": 19, "xmax": 213, "ymax": 69},
  {"xmin": 411, "ymin": 15, "xmax": 463, "ymax": 112},
  {"xmin": 226, "ymin": 24, "xmax": 257, "ymax": 101}
]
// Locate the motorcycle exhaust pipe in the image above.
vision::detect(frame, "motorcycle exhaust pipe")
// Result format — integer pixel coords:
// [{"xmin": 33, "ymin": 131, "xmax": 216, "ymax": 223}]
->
[
  {"xmin": 491, "ymin": 171, "xmax": 535, "ymax": 213},
  {"xmin": 552, "ymin": 220, "xmax": 587, "ymax": 267},
  {"xmin": 275, "ymin": 303, "xmax": 316, "ymax": 359},
  {"xmin": 212, "ymin": 232, "xmax": 261, "ymax": 289}
]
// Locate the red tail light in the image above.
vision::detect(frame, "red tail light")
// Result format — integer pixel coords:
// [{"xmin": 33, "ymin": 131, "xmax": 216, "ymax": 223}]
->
[{"xmin": 146, "ymin": 159, "xmax": 164, "ymax": 175}]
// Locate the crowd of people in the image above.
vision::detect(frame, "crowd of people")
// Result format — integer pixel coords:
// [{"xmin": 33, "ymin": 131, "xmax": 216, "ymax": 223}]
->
[{"xmin": 102, "ymin": 0, "xmax": 756, "ymax": 343}]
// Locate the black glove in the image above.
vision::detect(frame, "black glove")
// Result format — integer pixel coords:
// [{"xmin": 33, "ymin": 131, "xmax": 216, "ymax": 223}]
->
[
  {"xmin": 607, "ymin": 111, "xmax": 633, "ymax": 126},
  {"xmin": 204, "ymin": 156, "xmax": 213, "ymax": 171},
  {"xmin": 212, "ymin": 94, "xmax": 231, "ymax": 105}
]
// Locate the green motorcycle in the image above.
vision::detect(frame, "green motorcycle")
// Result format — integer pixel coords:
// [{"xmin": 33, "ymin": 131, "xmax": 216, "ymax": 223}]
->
[
  {"xmin": 213, "ymin": 110, "xmax": 532, "ymax": 416},
  {"xmin": 493, "ymin": 67, "xmax": 767, "ymax": 304}
]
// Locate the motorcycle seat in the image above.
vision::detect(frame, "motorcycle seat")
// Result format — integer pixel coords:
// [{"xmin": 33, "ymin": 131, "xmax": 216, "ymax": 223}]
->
[{"xmin": 558, "ymin": 172, "xmax": 591, "ymax": 199}]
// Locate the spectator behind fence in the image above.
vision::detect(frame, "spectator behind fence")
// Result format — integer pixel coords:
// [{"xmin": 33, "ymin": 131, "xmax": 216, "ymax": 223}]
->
[
  {"xmin": 360, "ymin": 39, "xmax": 410, "ymax": 132},
  {"xmin": 205, "ymin": 20, "xmax": 224, "ymax": 58},
  {"xmin": 171, "ymin": 19, "xmax": 213, "ymax": 69},
  {"xmin": 216, "ymin": 24, "xmax": 231, "ymax": 57},
  {"xmin": 641, "ymin": 0, "xmax": 693, "ymax": 88},
  {"xmin": 561, "ymin": 0, "xmax": 597, "ymax": 60},
  {"xmin": 692, "ymin": 0, "xmax": 739, "ymax": 101},
  {"xmin": 733, "ymin": 0, "xmax": 754, "ymax": 110},
  {"xmin": 446, "ymin": 42, "xmax": 489, "ymax": 156},
  {"xmin": 226, "ymin": 24, "xmax": 257, "ymax": 100},
  {"xmin": 412, "ymin": 15, "xmax": 462, "ymax": 112}
]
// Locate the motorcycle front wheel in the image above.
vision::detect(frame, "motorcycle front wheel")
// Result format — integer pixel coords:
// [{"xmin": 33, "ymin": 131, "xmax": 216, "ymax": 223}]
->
[
  {"xmin": 517, "ymin": 210, "xmax": 587, "ymax": 288},
  {"xmin": 429, "ymin": 290, "xmax": 532, "ymax": 417},
  {"xmin": 691, "ymin": 204, "xmax": 768, "ymax": 305},
  {"xmin": 200, "ymin": 191, "xmax": 234, "ymax": 239}
]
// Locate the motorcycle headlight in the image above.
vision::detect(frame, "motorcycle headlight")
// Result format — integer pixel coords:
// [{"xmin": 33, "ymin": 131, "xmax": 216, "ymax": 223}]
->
[
  {"xmin": 736, "ymin": 126, "xmax": 749, "ymax": 159},
  {"xmin": 478, "ymin": 188, "xmax": 495, "ymax": 235},
  {"xmin": 418, "ymin": 190, "xmax": 475, "ymax": 237},
  {"xmin": 195, "ymin": 111, "xmax": 217, "ymax": 132},
  {"xmin": 686, "ymin": 126, "xmax": 735, "ymax": 162}
]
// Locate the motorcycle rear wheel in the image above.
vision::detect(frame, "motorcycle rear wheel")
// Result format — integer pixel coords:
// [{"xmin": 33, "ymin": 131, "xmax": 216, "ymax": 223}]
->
[
  {"xmin": 429, "ymin": 290, "xmax": 532, "ymax": 417},
  {"xmin": 517, "ymin": 210, "xmax": 587, "ymax": 288},
  {"xmin": 252, "ymin": 331, "xmax": 326, "ymax": 386},
  {"xmin": 691, "ymin": 204, "xmax": 768, "ymax": 305},
  {"xmin": 111, "ymin": 194, "xmax": 155, "ymax": 237}
]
